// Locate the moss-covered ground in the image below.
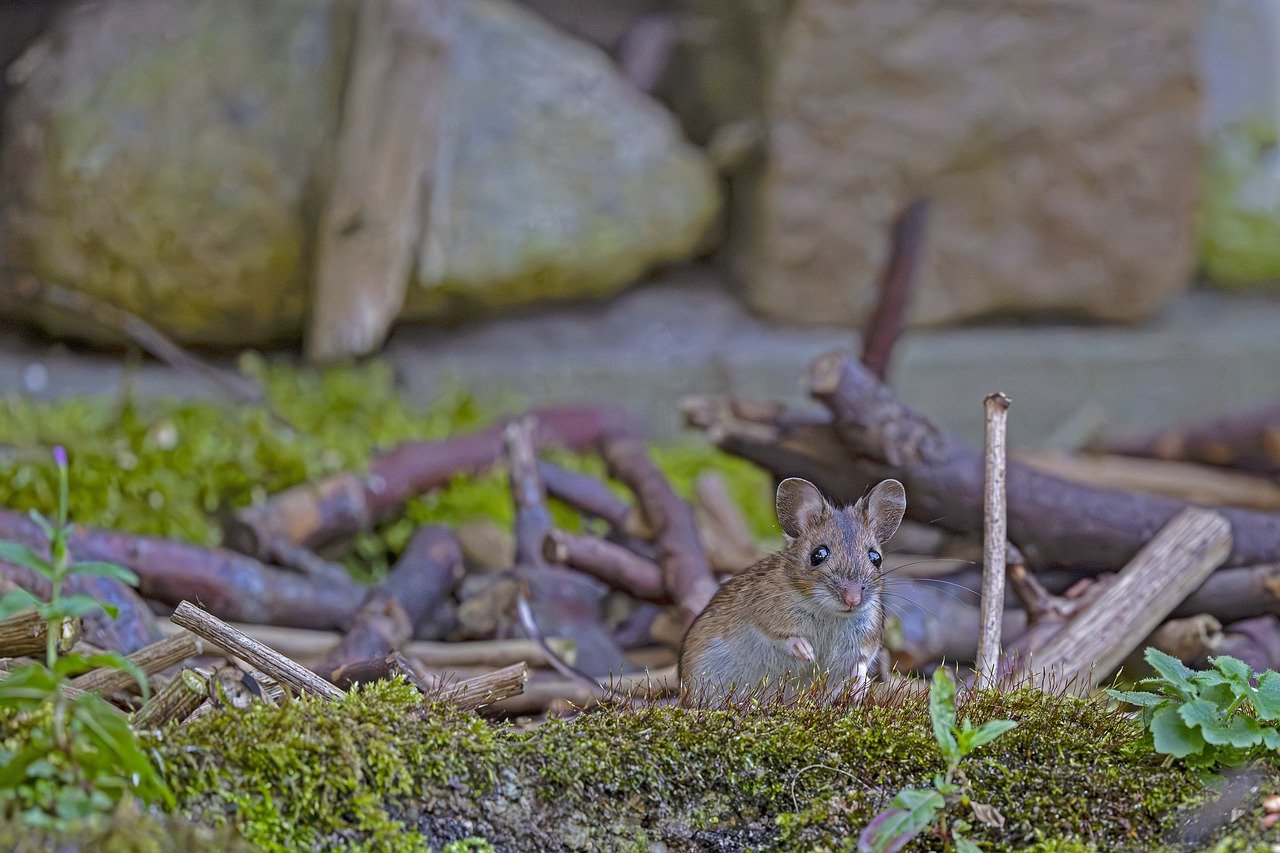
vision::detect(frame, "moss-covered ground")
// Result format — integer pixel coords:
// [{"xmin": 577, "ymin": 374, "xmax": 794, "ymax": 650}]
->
[{"xmin": 139, "ymin": 679, "xmax": 1262, "ymax": 852}]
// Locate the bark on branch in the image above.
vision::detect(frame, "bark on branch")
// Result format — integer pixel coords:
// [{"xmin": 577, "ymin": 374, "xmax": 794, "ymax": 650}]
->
[
  {"xmin": 316, "ymin": 525, "xmax": 463, "ymax": 682},
  {"xmin": 225, "ymin": 405, "xmax": 628, "ymax": 557}
]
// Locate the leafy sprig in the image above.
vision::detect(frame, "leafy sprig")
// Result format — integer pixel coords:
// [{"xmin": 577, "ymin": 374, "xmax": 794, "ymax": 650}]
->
[
  {"xmin": 0, "ymin": 446, "xmax": 172, "ymax": 827},
  {"xmin": 1108, "ymin": 647, "xmax": 1280, "ymax": 768},
  {"xmin": 859, "ymin": 669, "xmax": 1017, "ymax": 852}
]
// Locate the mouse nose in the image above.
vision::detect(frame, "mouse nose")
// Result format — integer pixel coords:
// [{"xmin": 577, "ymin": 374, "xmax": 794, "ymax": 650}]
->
[{"xmin": 841, "ymin": 585, "xmax": 862, "ymax": 608}]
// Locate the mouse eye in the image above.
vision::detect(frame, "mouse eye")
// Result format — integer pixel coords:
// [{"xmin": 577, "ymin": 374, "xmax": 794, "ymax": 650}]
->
[
  {"xmin": 809, "ymin": 545, "xmax": 830, "ymax": 567},
  {"xmin": 868, "ymin": 549, "xmax": 883, "ymax": 569}
]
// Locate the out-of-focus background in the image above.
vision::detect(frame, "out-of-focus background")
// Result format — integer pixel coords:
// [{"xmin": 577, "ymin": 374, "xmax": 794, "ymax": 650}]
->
[{"xmin": 0, "ymin": 0, "xmax": 1278, "ymax": 444}]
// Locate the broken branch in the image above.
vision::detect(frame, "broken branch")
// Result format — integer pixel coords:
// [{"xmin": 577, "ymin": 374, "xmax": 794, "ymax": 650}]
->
[
  {"xmin": 171, "ymin": 601, "xmax": 345, "ymax": 700},
  {"xmin": 975, "ymin": 392, "xmax": 1010, "ymax": 689}
]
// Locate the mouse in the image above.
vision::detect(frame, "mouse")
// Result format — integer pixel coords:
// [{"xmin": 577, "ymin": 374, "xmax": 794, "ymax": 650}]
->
[{"xmin": 678, "ymin": 476, "xmax": 906, "ymax": 703}]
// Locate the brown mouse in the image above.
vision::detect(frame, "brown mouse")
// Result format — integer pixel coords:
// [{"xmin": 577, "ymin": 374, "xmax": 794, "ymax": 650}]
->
[{"xmin": 678, "ymin": 477, "xmax": 906, "ymax": 702}]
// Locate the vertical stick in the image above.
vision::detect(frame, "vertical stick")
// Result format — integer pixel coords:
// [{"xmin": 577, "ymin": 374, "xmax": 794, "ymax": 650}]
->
[{"xmin": 975, "ymin": 392, "xmax": 1011, "ymax": 688}]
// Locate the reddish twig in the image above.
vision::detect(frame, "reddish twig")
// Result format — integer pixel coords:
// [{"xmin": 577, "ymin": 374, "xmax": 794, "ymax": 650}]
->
[
  {"xmin": 225, "ymin": 405, "xmax": 628, "ymax": 557},
  {"xmin": 317, "ymin": 525, "xmax": 463, "ymax": 682},
  {"xmin": 859, "ymin": 199, "xmax": 930, "ymax": 380}
]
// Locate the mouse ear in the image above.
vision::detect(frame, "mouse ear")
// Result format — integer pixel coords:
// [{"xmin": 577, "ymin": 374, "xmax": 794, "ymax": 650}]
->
[
  {"xmin": 776, "ymin": 478, "xmax": 829, "ymax": 539},
  {"xmin": 858, "ymin": 479, "xmax": 907, "ymax": 543}
]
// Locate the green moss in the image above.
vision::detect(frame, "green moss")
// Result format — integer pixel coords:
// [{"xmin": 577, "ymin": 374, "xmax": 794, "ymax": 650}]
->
[
  {"xmin": 0, "ymin": 358, "xmax": 774, "ymax": 580},
  {"xmin": 0, "ymin": 810, "xmax": 251, "ymax": 852},
  {"xmin": 152, "ymin": 680, "xmax": 1213, "ymax": 851}
]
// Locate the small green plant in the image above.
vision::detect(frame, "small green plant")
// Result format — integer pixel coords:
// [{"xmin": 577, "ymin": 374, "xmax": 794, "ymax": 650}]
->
[
  {"xmin": 859, "ymin": 668, "xmax": 1018, "ymax": 853},
  {"xmin": 1107, "ymin": 647, "xmax": 1280, "ymax": 768},
  {"xmin": 0, "ymin": 446, "xmax": 173, "ymax": 827}
]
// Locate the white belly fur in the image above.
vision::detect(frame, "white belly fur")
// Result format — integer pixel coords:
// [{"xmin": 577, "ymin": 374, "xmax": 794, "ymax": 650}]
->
[{"xmin": 686, "ymin": 606, "xmax": 878, "ymax": 701}]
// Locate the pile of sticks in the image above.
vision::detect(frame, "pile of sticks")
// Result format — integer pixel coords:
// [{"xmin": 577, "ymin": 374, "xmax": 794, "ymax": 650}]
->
[{"xmin": 0, "ymin": 399, "xmax": 763, "ymax": 720}]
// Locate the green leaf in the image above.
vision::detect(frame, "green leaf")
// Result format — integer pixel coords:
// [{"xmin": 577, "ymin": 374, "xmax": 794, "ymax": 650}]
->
[
  {"xmin": 1145, "ymin": 648, "xmax": 1197, "ymax": 698},
  {"xmin": 0, "ymin": 743, "xmax": 51, "ymax": 787},
  {"xmin": 0, "ymin": 541, "xmax": 52, "ymax": 577},
  {"xmin": 1200, "ymin": 714, "xmax": 1263, "ymax": 749},
  {"xmin": 1177, "ymin": 698, "xmax": 1223, "ymax": 732},
  {"xmin": 1212, "ymin": 655, "xmax": 1254, "ymax": 685},
  {"xmin": 71, "ymin": 694, "xmax": 174, "ymax": 807},
  {"xmin": 66, "ymin": 561, "xmax": 139, "ymax": 587},
  {"xmin": 952, "ymin": 832, "xmax": 982, "ymax": 853},
  {"xmin": 1261, "ymin": 726, "xmax": 1280, "ymax": 752},
  {"xmin": 0, "ymin": 588, "xmax": 42, "ymax": 620},
  {"xmin": 54, "ymin": 652, "xmax": 149, "ymax": 698},
  {"xmin": 929, "ymin": 668, "xmax": 959, "ymax": 761},
  {"xmin": 1151, "ymin": 705, "xmax": 1206, "ymax": 758},
  {"xmin": 858, "ymin": 788, "xmax": 944, "ymax": 853},
  {"xmin": 42, "ymin": 594, "xmax": 105, "ymax": 619},
  {"xmin": 963, "ymin": 719, "xmax": 1017, "ymax": 753},
  {"xmin": 1106, "ymin": 689, "xmax": 1166, "ymax": 708},
  {"xmin": 1253, "ymin": 671, "xmax": 1280, "ymax": 721},
  {"xmin": 27, "ymin": 510, "xmax": 55, "ymax": 540}
]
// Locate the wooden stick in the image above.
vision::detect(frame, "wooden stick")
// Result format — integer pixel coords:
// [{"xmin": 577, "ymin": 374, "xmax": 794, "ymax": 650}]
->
[
  {"xmin": 685, "ymin": 355, "xmax": 1280, "ymax": 573},
  {"xmin": 427, "ymin": 662, "xmax": 528, "ymax": 711},
  {"xmin": 69, "ymin": 631, "xmax": 204, "ymax": 695},
  {"xmin": 0, "ymin": 609, "xmax": 77, "ymax": 658},
  {"xmin": 306, "ymin": 0, "xmax": 456, "ymax": 361},
  {"xmin": 156, "ymin": 619, "xmax": 573, "ymax": 670},
  {"xmin": 330, "ymin": 651, "xmax": 431, "ymax": 692},
  {"xmin": 538, "ymin": 462, "xmax": 650, "ymax": 538},
  {"xmin": 860, "ymin": 199, "xmax": 930, "ymax": 380},
  {"xmin": 542, "ymin": 530, "xmax": 669, "ymax": 603},
  {"xmin": 1025, "ymin": 508, "xmax": 1233, "ymax": 691},
  {"xmin": 132, "ymin": 669, "xmax": 207, "ymax": 730},
  {"xmin": 226, "ymin": 406, "xmax": 627, "ymax": 557},
  {"xmin": 603, "ymin": 432, "xmax": 718, "ymax": 625},
  {"xmin": 316, "ymin": 525, "xmax": 462, "ymax": 681},
  {"xmin": 693, "ymin": 471, "xmax": 761, "ymax": 574},
  {"xmin": 975, "ymin": 392, "xmax": 1010, "ymax": 689},
  {"xmin": 1016, "ymin": 451, "xmax": 1280, "ymax": 511},
  {"xmin": 170, "ymin": 601, "xmax": 345, "ymax": 700},
  {"xmin": 1105, "ymin": 402, "xmax": 1280, "ymax": 478}
]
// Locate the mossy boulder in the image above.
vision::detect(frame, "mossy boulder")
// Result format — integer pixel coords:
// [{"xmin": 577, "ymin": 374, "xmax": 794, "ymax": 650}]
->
[
  {"xmin": 151, "ymin": 679, "xmax": 1220, "ymax": 851},
  {"xmin": 0, "ymin": 0, "xmax": 718, "ymax": 346}
]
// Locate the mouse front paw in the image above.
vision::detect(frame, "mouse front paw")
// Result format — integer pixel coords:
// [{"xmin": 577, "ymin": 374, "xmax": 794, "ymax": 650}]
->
[{"xmin": 783, "ymin": 636, "xmax": 816, "ymax": 662}]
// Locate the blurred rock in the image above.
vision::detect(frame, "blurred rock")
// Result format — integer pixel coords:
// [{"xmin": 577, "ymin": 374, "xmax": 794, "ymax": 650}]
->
[
  {"xmin": 0, "ymin": 0, "xmax": 717, "ymax": 346},
  {"xmin": 0, "ymin": 0, "xmax": 350, "ymax": 346},
  {"xmin": 676, "ymin": 0, "xmax": 1200, "ymax": 327},
  {"xmin": 403, "ymin": 0, "xmax": 716, "ymax": 320}
]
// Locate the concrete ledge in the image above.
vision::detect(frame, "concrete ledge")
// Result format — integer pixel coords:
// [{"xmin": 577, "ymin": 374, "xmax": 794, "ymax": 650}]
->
[{"xmin": 3, "ymin": 269, "xmax": 1279, "ymax": 449}]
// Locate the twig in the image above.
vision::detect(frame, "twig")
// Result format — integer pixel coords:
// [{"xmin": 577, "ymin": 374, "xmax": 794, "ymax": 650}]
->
[
  {"xmin": 0, "ymin": 608, "xmax": 77, "ymax": 658},
  {"xmin": 330, "ymin": 651, "xmax": 430, "ymax": 691},
  {"xmin": 1016, "ymin": 451, "xmax": 1280, "ymax": 511},
  {"xmin": 975, "ymin": 392, "xmax": 1010, "ymax": 689},
  {"xmin": 694, "ymin": 471, "xmax": 761, "ymax": 574},
  {"xmin": 542, "ymin": 530, "xmax": 669, "ymax": 602},
  {"xmin": 226, "ymin": 406, "xmax": 627, "ymax": 556},
  {"xmin": 859, "ymin": 199, "xmax": 930, "ymax": 380},
  {"xmin": 1024, "ymin": 508, "xmax": 1233, "ymax": 690},
  {"xmin": 316, "ymin": 525, "xmax": 462, "ymax": 682},
  {"xmin": 156, "ymin": 619, "xmax": 572, "ymax": 669},
  {"xmin": 132, "ymin": 669, "xmax": 208, "ymax": 730},
  {"xmin": 602, "ymin": 432, "xmax": 718, "ymax": 625},
  {"xmin": 69, "ymin": 632, "xmax": 204, "ymax": 695},
  {"xmin": 1, "ymin": 266, "xmax": 264, "ymax": 405},
  {"xmin": 0, "ymin": 509, "xmax": 362, "ymax": 630},
  {"xmin": 427, "ymin": 662, "xmax": 528, "ymax": 711},
  {"xmin": 538, "ymin": 462, "xmax": 650, "ymax": 538},
  {"xmin": 1105, "ymin": 402, "xmax": 1280, "ymax": 478},
  {"xmin": 171, "ymin": 601, "xmax": 345, "ymax": 700}
]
